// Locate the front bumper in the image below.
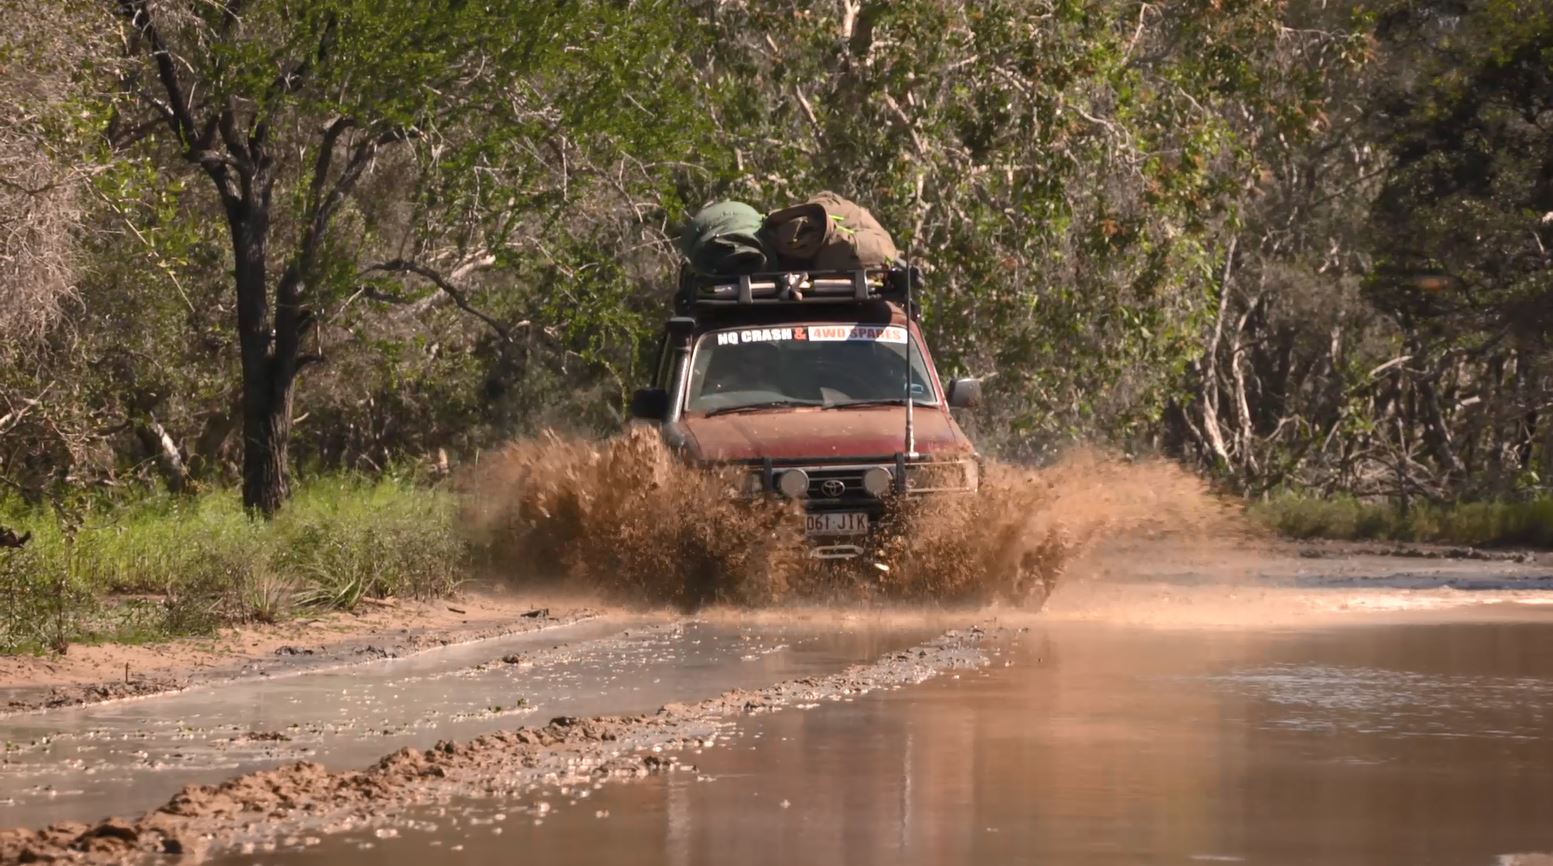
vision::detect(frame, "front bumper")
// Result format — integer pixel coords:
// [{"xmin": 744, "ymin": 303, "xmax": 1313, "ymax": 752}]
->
[{"xmin": 731, "ymin": 456, "xmax": 980, "ymax": 559}]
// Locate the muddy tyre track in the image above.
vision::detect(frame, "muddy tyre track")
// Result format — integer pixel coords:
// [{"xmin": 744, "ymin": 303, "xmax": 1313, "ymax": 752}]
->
[
  {"xmin": 1, "ymin": 606, "xmax": 595, "ymax": 717},
  {"xmin": 0, "ymin": 625, "xmax": 997, "ymax": 864}
]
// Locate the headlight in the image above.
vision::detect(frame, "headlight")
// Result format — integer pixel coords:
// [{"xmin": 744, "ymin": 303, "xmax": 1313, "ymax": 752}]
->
[
  {"xmin": 776, "ymin": 468, "xmax": 809, "ymax": 499},
  {"xmin": 861, "ymin": 466, "xmax": 892, "ymax": 498}
]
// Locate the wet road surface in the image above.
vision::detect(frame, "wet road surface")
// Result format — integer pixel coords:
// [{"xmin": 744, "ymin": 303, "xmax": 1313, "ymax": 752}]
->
[
  {"xmin": 0, "ymin": 617, "xmax": 933, "ymax": 827},
  {"xmin": 243, "ymin": 604, "xmax": 1553, "ymax": 866}
]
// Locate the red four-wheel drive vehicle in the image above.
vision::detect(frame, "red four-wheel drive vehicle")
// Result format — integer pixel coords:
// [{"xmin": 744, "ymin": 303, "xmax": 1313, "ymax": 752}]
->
[{"xmin": 629, "ymin": 266, "xmax": 983, "ymax": 560}]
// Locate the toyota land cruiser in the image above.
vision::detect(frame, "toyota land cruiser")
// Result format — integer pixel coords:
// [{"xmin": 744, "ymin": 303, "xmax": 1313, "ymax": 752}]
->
[{"xmin": 629, "ymin": 266, "xmax": 982, "ymax": 560}]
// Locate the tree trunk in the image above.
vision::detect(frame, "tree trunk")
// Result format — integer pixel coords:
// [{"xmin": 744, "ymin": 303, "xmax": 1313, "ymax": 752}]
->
[
  {"xmin": 1418, "ymin": 370, "xmax": 1466, "ymax": 481},
  {"xmin": 189, "ymin": 398, "xmax": 240, "ymax": 478},
  {"xmin": 1230, "ymin": 295, "xmax": 1259, "ymax": 475},
  {"xmin": 134, "ymin": 415, "xmax": 187, "ymax": 494},
  {"xmin": 229, "ymin": 203, "xmax": 293, "ymax": 516},
  {"xmin": 1197, "ymin": 235, "xmax": 1238, "ymax": 469}
]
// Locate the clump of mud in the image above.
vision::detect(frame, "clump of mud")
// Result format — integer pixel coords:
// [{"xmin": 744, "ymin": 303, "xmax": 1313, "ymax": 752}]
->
[{"xmin": 462, "ymin": 431, "xmax": 1242, "ymax": 609}]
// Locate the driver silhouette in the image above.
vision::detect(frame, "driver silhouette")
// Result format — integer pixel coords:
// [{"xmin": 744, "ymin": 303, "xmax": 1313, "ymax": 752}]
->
[{"xmin": 706, "ymin": 340, "xmax": 782, "ymax": 394}]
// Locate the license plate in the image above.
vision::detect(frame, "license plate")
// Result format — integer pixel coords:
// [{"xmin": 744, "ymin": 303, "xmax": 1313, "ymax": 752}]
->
[{"xmin": 805, "ymin": 512, "xmax": 869, "ymax": 536}]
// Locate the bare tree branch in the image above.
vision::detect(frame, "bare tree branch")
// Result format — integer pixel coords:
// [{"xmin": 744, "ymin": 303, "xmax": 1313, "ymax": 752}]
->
[{"xmin": 362, "ymin": 259, "xmax": 514, "ymax": 342}]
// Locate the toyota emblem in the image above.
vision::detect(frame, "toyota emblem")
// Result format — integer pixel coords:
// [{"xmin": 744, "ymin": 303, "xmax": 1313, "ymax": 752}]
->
[{"xmin": 820, "ymin": 479, "xmax": 846, "ymax": 498}]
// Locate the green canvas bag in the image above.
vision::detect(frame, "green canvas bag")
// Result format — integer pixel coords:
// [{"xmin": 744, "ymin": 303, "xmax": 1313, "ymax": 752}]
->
[{"xmin": 679, "ymin": 201, "xmax": 772, "ymax": 276}]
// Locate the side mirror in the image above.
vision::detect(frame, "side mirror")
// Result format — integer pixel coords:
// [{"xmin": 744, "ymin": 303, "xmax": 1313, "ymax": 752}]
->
[
  {"xmin": 629, "ymin": 387, "xmax": 670, "ymax": 421},
  {"xmin": 946, "ymin": 378, "xmax": 982, "ymax": 409}
]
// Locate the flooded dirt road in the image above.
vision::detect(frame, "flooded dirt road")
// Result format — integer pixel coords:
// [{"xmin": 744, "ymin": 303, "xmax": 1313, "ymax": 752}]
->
[
  {"xmin": 0, "ymin": 616, "xmax": 936, "ymax": 829},
  {"xmin": 243, "ymin": 601, "xmax": 1553, "ymax": 866},
  {"xmin": 7, "ymin": 550, "xmax": 1553, "ymax": 864}
]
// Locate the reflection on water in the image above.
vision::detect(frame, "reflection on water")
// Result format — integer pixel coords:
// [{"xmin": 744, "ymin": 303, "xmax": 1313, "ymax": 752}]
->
[{"xmin": 261, "ymin": 614, "xmax": 1553, "ymax": 866}]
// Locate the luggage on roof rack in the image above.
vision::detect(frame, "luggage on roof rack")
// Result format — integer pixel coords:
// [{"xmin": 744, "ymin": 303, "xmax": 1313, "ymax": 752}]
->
[
  {"xmin": 763, "ymin": 192, "xmax": 900, "ymax": 271},
  {"xmin": 679, "ymin": 201, "xmax": 772, "ymax": 277}
]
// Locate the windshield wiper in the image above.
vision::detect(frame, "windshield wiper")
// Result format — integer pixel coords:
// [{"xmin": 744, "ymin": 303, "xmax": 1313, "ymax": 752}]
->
[
  {"xmin": 822, "ymin": 398, "xmax": 935, "ymax": 410},
  {"xmin": 704, "ymin": 400, "xmax": 819, "ymax": 417}
]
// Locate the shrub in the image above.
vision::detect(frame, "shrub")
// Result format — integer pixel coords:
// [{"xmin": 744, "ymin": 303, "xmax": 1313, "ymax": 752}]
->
[{"xmin": 1252, "ymin": 493, "xmax": 1553, "ymax": 547}]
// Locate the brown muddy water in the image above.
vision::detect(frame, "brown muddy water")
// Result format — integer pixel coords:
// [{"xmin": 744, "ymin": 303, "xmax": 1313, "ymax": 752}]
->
[
  {"xmin": 0, "ymin": 617, "xmax": 935, "ymax": 828},
  {"xmin": 231, "ymin": 602, "xmax": 1553, "ymax": 866}
]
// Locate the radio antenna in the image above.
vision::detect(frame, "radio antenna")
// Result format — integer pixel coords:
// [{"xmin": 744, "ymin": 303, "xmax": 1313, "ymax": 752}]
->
[{"xmin": 903, "ymin": 258, "xmax": 918, "ymax": 460}]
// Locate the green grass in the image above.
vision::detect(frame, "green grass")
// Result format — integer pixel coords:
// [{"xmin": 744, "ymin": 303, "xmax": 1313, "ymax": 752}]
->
[
  {"xmin": 1250, "ymin": 494, "xmax": 1553, "ymax": 547},
  {"xmin": 0, "ymin": 476, "xmax": 464, "ymax": 654}
]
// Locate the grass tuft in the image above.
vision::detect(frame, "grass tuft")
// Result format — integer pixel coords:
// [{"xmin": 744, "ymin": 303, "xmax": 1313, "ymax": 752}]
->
[{"xmin": 0, "ymin": 476, "xmax": 464, "ymax": 653}]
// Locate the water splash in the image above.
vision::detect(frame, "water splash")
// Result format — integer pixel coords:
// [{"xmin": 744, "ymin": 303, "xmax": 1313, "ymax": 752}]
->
[{"xmin": 460, "ymin": 430, "xmax": 1237, "ymax": 609}]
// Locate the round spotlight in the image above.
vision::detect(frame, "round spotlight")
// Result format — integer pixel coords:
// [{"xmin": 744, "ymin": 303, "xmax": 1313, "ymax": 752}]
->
[
  {"xmin": 776, "ymin": 468, "xmax": 809, "ymax": 499},
  {"xmin": 861, "ymin": 466, "xmax": 892, "ymax": 498}
]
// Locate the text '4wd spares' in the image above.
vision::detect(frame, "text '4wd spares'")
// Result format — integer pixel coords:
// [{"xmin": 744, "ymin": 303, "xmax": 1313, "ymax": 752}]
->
[{"xmin": 714, "ymin": 325, "xmax": 908, "ymax": 346}]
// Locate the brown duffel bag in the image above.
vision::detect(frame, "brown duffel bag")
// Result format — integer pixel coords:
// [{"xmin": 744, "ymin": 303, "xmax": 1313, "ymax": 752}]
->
[{"xmin": 762, "ymin": 191, "xmax": 900, "ymax": 271}]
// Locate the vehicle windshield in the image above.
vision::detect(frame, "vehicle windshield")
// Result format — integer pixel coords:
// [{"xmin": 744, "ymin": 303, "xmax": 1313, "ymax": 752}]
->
[{"xmin": 685, "ymin": 323, "xmax": 939, "ymax": 415}]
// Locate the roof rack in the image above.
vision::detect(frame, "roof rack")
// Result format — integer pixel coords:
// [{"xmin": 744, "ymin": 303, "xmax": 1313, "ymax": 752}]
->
[{"xmin": 679, "ymin": 265, "xmax": 918, "ymax": 311}]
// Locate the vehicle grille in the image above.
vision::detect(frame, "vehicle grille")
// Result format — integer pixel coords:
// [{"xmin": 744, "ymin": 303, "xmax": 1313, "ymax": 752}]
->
[{"xmin": 802, "ymin": 467, "xmax": 871, "ymax": 503}]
